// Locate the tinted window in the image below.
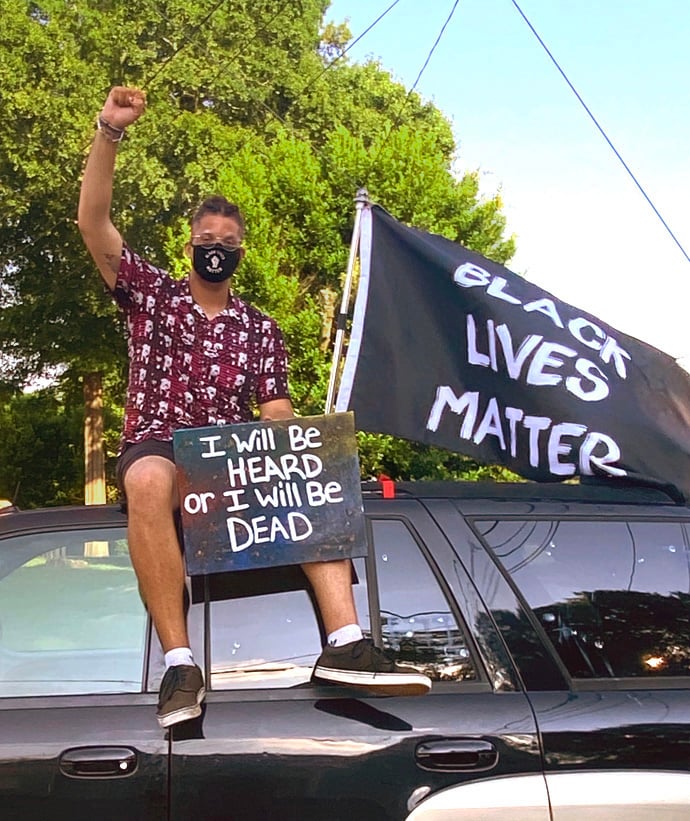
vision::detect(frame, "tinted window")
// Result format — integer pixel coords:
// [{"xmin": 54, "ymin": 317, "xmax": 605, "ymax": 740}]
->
[
  {"xmin": 357, "ymin": 519, "xmax": 477, "ymax": 682},
  {"xmin": 207, "ymin": 518, "xmax": 478, "ymax": 688},
  {"xmin": 478, "ymin": 519, "xmax": 690, "ymax": 678},
  {"xmin": 209, "ymin": 586, "xmax": 322, "ymax": 690},
  {"xmin": 0, "ymin": 528, "xmax": 147, "ymax": 696}
]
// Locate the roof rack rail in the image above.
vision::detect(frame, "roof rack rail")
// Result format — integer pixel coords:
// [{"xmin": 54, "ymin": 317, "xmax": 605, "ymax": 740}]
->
[{"xmin": 361, "ymin": 478, "xmax": 686, "ymax": 505}]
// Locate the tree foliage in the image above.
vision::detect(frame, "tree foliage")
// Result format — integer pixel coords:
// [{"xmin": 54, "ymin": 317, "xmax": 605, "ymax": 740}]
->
[{"xmin": 0, "ymin": 0, "xmax": 517, "ymax": 504}]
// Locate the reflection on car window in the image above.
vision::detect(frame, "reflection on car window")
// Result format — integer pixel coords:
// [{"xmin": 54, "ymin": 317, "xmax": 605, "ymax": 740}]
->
[
  {"xmin": 207, "ymin": 518, "xmax": 478, "ymax": 689},
  {"xmin": 0, "ymin": 528, "xmax": 147, "ymax": 696},
  {"xmin": 478, "ymin": 520, "xmax": 690, "ymax": 678},
  {"xmin": 355, "ymin": 520, "xmax": 477, "ymax": 682},
  {"xmin": 210, "ymin": 589, "xmax": 322, "ymax": 690}
]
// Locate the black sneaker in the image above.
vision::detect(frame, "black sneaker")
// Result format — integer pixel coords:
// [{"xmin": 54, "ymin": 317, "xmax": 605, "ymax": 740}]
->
[
  {"xmin": 156, "ymin": 664, "xmax": 205, "ymax": 728},
  {"xmin": 311, "ymin": 639, "xmax": 431, "ymax": 696}
]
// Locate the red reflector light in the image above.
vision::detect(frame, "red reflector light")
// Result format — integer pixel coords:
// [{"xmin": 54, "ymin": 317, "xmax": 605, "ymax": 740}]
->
[{"xmin": 378, "ymin": 474, "xmax": 395, "ymax": 499}]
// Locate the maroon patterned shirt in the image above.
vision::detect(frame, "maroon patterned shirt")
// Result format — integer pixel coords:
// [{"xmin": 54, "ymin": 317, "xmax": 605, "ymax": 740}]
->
[{"xmin": 113, "ymin": 244, "xmax": 290, "ymax": 447}]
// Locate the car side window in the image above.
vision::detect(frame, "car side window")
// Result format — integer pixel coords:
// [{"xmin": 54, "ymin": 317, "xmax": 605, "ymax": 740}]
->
[
  {"xmin": 206, "ymin": 517, "xmax": 478, "ymax": 689},
  {"xmin": 478, "ymin": 519, "xmax": 690, "ymax": 678},
  {"xmin": 0, "ymin": 527, "xmax": 147, "ymax": 696},
  {"xmin": 354, "ymin": 519, "xmax": 477, "ymax": 682},
  {"xmin": 208, "ymin": 585, "xmax": 322, "ymax": 690}
]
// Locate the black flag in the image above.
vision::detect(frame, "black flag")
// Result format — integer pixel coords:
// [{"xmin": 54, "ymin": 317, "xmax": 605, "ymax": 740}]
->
[{"xmin": 336, "ymin": 204, "xmax": 690, "ymax": 500}]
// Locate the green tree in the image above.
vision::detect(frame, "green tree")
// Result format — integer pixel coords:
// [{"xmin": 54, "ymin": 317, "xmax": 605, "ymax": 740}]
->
[
  {"xmin": 0, "ymin": 373, "xmax": 125, "ymax": 508},
  {"xmin": 0, "ymin": 0, "xmax": 334, "ymax": 385},
  {"xmin": 0, "ymin": 387, "xmax": 83, "ymax": 507},
  {"xmin": 0, "ymin": 0, "xmax": 518, "ymax": 503}
]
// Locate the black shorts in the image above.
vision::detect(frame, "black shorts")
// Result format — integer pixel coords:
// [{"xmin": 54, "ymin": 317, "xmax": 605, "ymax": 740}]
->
[{"xmin": 116, "ymin": 439, "xmax": 175, "ymax": 498}]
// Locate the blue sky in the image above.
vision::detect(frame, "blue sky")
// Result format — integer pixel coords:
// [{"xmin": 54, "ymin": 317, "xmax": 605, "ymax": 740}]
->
[{"xmin": 326, "ymin": 0, "xmax": 690, "ymax": 369}]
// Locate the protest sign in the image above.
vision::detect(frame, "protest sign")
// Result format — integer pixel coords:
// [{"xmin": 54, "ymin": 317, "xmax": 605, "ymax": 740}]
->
[{"xmin": 173, "ymin": 412, "xmax": 367, "ymax": 575}]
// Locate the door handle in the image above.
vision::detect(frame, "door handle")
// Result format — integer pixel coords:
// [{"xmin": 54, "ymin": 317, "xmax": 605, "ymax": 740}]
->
[
  {"xmin": 415, "ymin": 739, "xmax": 498, "ymax": 772},
  {"xmin": 59, "ymin": 746, "xmax": 137, "ymax": 778}
]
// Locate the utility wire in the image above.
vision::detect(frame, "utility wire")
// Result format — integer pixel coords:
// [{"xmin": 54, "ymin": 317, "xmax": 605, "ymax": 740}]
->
[
  {"xmin": 142, "ymin": 0, "xmax": 229, "ymax": 91},
  {"xmin": 142, "ymin": 0, "xmax": 295, "ymax": 120},
  {"xmin": 139, "ymin": 0, "xmax": 399, "ymax": 123},
  {"xmin": 299, "ymin": 0, "xmax": 404, "ymax": 96},
  {"xmin": 366, "ymin": 0, "xmax": 461, "ymax": 180},
  {"xmin": 76, "ymin": 0, "xmax": 397, "ymax": 236},
  {"xmin": 77, "ymin": 0, "xmax": 428, "ymax": 214},
  {"xmin": 208, "ymin": 0, "xmax": 405, "ymax": 148},
  {"xmin": 137, "ymin": 0, "xmax": 396, "ymax": 155},
  {"xmin": 511, "ymin": 0, "xmax": 690, "ymax": 266},
  {"xmin": 134, "ymin": 0, "xmax": 408, "ymax": 163},
  {"xmin": 409, "ymin": 0, "xmax": 461, "ymax": 96},
  {"xmin": 140, "ymin": 0, "xmax": 689, "ymax": 275},
  {"xmin": 78, "ymin": 0, "xmax": 240, "ymax": 149}
]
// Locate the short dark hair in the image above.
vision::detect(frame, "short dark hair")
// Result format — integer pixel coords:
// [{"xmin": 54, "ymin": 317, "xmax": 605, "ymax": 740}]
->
[{"xmin": 191, "ymin": 196, "xmax": 245, "ymax": 236}]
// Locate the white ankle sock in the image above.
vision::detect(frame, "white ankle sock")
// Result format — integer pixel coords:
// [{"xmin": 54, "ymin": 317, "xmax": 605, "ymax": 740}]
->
[
  {"xmin": 164, "ymin": 647, "xmax": 194, "ymax": 668},
  {"xmin": 327, "ymin": 624, "xmax": 363, "ymax": 647}
]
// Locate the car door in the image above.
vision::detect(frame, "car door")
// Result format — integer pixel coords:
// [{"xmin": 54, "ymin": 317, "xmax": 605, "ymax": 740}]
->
[
  {"xmin": 168, "ymin": 496, "xmax": 549, "ymax": 821},
  {"xmin": 470, "ymin": 503, "xmax": 690, "ymax": 820},
  {"xmin": 0, "ymin": 508, "xmax": 168, "ymax": 821}
]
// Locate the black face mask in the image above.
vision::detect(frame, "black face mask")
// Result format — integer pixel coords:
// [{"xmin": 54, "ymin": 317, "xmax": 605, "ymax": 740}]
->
[{"xmin": 193, "ymin": 244, "xmax": 241, "ymax": 283}]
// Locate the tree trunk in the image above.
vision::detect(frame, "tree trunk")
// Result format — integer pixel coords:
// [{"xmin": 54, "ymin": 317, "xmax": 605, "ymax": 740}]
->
[
  {"xmin": 84, "ymin": 371, "xmax": 108, "ymax": 557},
  {"xmin": 319, "ymin": 287, "xmax": 337, "ymax": 352}
]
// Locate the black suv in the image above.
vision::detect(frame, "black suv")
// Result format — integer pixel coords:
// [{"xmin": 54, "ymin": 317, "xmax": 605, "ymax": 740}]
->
[{"xmin": 1, "ymin": 481, "xmax": 689, "ymax": 820}]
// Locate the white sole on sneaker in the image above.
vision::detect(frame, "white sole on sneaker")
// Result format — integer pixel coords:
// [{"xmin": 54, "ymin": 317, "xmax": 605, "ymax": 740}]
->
[
  {"xmin": 157, "ymin": 687, "xmax": 206, "ymax": 728},
  {"xmin": 312, "ymin": 667, "xmax": 431, "ymax": 696}
]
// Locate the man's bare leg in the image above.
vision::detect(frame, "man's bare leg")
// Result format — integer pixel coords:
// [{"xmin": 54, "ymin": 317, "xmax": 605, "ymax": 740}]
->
[
  {"xmin": 301, "ymin": 558, "xmax": 358, "ymax": 635},
  {"xmin": 124, "ymin": 454, "xmax": 205, "ymax": 727},
  {"xmin": 305, "ymin": 559, "xmax": 432, "ymax": 696},
  {"xmin": 123, "ymin": 455, "xmax": 188, "ymax": 652}
]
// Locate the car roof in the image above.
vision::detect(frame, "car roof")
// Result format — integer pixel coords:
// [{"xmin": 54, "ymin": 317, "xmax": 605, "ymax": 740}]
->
[
  {"xmin": 1, "ymin": 479, "xmax": 687, "ymax": 539},
  {"xmin": 0, "ymin": 503, "xmax": 127, "ymax": 537}
]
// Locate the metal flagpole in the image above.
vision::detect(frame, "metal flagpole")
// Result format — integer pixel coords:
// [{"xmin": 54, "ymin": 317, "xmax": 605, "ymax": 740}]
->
[{"xmin": 324, "ymin": 188, "xmax": 370, "ymax": 414}]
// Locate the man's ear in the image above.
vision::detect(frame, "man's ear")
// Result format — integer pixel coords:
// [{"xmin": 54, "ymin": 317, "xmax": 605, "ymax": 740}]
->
[{"xmin": 184, "ymin": 242, "xmax": 192, "ymax": 259}]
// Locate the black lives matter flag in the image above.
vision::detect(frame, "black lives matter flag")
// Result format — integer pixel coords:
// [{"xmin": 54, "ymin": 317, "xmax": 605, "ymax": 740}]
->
[{"xmin": 335, "ymin": 204, "xmax": 690, "ymax": 500}]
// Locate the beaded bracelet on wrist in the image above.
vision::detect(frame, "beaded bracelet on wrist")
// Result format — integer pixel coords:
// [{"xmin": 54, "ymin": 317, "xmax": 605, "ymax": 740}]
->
[{"xmin": 96, "ymin": 114, "xmax": 126, "ymax": 143}]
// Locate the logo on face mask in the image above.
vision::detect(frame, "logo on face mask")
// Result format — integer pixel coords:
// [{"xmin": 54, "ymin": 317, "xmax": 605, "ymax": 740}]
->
[{"xmin": 193, "ymin": 244, "xmax": 241, "ymax": 283}]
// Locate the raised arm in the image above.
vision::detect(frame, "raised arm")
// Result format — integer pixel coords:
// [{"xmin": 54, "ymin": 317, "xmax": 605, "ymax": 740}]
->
[{"xmin": 78, "ymin": 87, "xmax": 146, "ymax": 290}]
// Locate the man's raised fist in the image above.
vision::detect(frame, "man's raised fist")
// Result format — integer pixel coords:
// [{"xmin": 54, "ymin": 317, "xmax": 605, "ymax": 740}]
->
[{"xmin": 100, "ymin": 86, "xmax": 147, "ymax": 130}]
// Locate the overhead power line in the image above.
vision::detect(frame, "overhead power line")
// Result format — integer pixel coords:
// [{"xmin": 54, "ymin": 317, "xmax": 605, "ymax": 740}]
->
[
  {"xmin": 138, "ymin": 1, "xmax": 404, "ymax": 154},
  {"xmin": 142, "ymin": 0, "xmax": 295, "ymax": 95},
  {"xmin": 367, "ymin": 0, "xmax": 461, "ymax": 179},
  {"xmin": 299, "ymin": 0, "xmax": 404, "ymax": 95},
  {"xmin": 408, "ymin": 0, "xmax": 460, "ymax": 94},
  {"xmin": 142, "ymin": 0, "xmax": 229, "ymax": 91},
  {"xmin": 511, "ymin": 0, "xmax": 690, "ymax": 266}
]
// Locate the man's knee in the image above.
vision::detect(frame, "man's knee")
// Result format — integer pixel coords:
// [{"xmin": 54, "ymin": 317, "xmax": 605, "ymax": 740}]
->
[{"xmin": 124, "ymin": 456, "xmax": 178, "ymax": 509}]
